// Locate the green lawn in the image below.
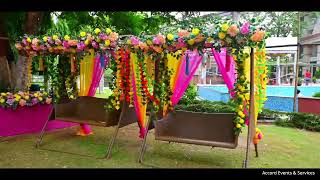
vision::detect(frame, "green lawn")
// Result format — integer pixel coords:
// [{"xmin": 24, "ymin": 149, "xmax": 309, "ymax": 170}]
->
[{"xmin": 0, "ymin": 125, "xmax": 320, "ymax": 168}]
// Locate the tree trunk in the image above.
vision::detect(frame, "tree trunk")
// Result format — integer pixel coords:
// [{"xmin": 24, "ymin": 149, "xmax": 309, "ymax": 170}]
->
[{"xmin": 8, "ymin": 12, "xmax": 45, "ymax": 91}]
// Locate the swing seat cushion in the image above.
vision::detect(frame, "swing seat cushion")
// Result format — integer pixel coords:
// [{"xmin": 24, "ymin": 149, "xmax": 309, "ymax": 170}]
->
[
  {"xmin": 154, "ymin": 111, "xmax": 238, "ymax": 149},
  {"xmin": 55, "ymin": 96, "xmax": 136, "ymax": 127}
]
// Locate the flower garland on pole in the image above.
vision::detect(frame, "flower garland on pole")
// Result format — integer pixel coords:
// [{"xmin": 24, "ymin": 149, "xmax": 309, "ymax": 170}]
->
[{"xmin": 14, "ymin": 20, "xmax": 268, "ymax": 138}]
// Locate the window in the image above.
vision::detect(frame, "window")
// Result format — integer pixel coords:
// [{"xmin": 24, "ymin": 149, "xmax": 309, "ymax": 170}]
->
[{"xmin": 312, "ymin": 45, "xmax": 318, "ymax": 57}]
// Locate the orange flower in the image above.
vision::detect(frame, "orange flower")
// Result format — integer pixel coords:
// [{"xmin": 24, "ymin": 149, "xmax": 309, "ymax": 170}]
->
[
  {"xmin": 178, "ymin": 30, "xmax": 190, "ymax": 37},
  {"xmin": 227, "ymin": 24, "xmax": 239, "ymax": 37},
  {"xmin": 250, "ymin": 30, "xmax": 265, "ymax": 42},
  {"xmin": 156, "ymin": 34, "xmax": 166, "ymax": 44},
  {"xmin": 152, "ymin": 46, "xmax": 163, "ymax": 53},
  {"xmin": 109, "ymin": 32, "xmax": 119, "ymax": 41},
  {"xmin": 194, "ymin": 34, "xmax": 205, "ymax": 43},
  {"xmin": 46, "ymin": 98, "xmax": 52, "ymax": 104},
  {"xmin": 68, "ymin": 40, "xmax": 78, "ymax": 46}
]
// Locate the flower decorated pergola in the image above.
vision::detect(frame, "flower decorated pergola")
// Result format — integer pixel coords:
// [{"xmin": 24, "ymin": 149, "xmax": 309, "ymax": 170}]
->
[{"xmin": 13, "ymin": 19, "xmax": 268, "ymax": 167}]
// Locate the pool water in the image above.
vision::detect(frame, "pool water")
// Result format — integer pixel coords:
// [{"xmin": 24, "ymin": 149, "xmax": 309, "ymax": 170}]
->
[
  {"xmin": 198, "ymin": 85, "xmax": 320, "ymax": 112},
  {"xmin": 206, "ymin": 85, "xmax": 320, "ymax": 97}
]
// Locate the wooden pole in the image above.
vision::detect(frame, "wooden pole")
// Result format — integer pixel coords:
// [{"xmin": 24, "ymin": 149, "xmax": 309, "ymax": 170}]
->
[
  {"xmin": 293, "ymin": 12, "xmax": 301, "ymax": 112},
  {"xmin": 243, "ymin": 47, "xmax": 256, "ymax": 168}
]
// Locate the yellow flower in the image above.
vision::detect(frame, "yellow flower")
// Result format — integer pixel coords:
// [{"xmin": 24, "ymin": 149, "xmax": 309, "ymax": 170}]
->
[
  {"xmin": 1, "ymin": 93, "xmax": 6, "ymax": 96},
  {"xmin": 43, "ymin": 36, "xmax": 48, "ymax": 42},
  {"xmin": 187, "ymin": 39, "xmax": 195, "ymax": 45},
  {"xmin": 218, "ymin": 32, "xmax": 226, "ymax": 39},
  {"xmin": 94, "ymin": 28, "xmax": 101, "ymax": 34},
  {"xmin": 207, "ymin": 37, "xmax": 213, "ymax": 42},
  {"xmin": 105, "ymin": 40, "xmax": 111, "ymax": 46},
  {"xmin": 70, "ymin": 95, "xmax": 74, "ymax": 99},
  {"xmin": 0, "ymin": 99, "xmax": 4, "ymax": 103},
  {"xmin": 127, "ymin": 39, "xmax": 132, "ymax": 45},
  {"xmin": 146, "ymin": 40, "xmax": 152, "ymax": 45},
  {"xmin": 239, "ymin": 119, "xmax": 245, "ymax": 124},
  {"xmin": 52, "ymin": 35, "xmax": 58, "ymax": 40},
  {"xmin": 221, "ymin": 23, "xmax": 229, "ymax": 32},
  {"xmin": 27, "ymin": 37, "xmax": 31, "ymax": 43},
  {"xmin": 80, "ymin": 31, "xmax": 86, "ymax": 37},
  {"xmin": 15, "ymin": 95, "xmax": 21, "ymax": 101},
  {"xmin": 245, "ymin": 93, "xmax": 250, "ymax": 100},
  {"xmin": 167, "ymin": 33, "xmax": 174, "ymax": 41},
  {"xmin": 64, "ymin": 35, "xmax": 70, "ymax": 41},
  {"xmin": 34, "ymin": 94, "xmax": 39, "ymax": 98},
  {"xmin": 24, "ymin": 96, "xmax": 30, "ymax": 100},
  {"xmin": 38, "ymin": 97, "xmax": 43, "ymax": 101},
  {"xmin": 238, "ymin": 105, "xmax": 243, "ymax": 110},
  {"xmin": 236, "ymin": 124, "xmax": 241, "ymax": 128},
  {"xmin": 84, "ymin": 39, "xmax": 90, "ymax": 45},
  {"xmin": 106, "ymin": 28, "xmax": 112, "ymax": 34},
  {"xmin": 115, "ymin": 105, "xmax": 120, "ymax": 110},
  {"xmin": 192, "ymin": 28, "xmax": 200, "ymax": 36}
]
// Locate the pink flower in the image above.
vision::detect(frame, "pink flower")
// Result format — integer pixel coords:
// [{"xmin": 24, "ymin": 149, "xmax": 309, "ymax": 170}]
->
[
  {"xmin": 19, "ymin": 99, "xmax": 26, "ymax": 107},
  {"xmin": 46, "ymin": 98, "xmax": 52, "ymax": 104},
  {"xmin": 22, "ymin": 39, "xmax": 28, "ymax": 45},
  {"xmin": 31, "ymin": 45, "xmax": 38, "ymax": 51},
  {"xmin": 55, "ymin": 39, "xmax": 62, "ymax": 45},
  {"xmin": 227, "ymin": 24, "xmax": 239, "ymax": 37},
  {"xmin": 152, "ymin": 37, "xmax": 160, "ymax": 45},
  {"xmin": 92, "ymin": 41, "xmax": 99, "ymax": 48},
  {"xmin": 240, "ymin": 22, "xmax": 250, "ymax": 35},
  {"xmin": 63, "ymin": 41, "xmax": 70, "ymax": 49},
  {"xmin": 99, "ymin": 33, "xmax": 107, "ymax": 41},
  {"xmin": 176, "ymin": 38, "xmax": 187, "ymax": 49},
  {"xmin": 130, "ymin": 36, "xmax": 140, "ymax": 45},
  {"xmin": 47, "ymin": 37, "xmax": 54, "ymax": 44},
  {"xmin": 77, "ymin": 42, "xmax": 85, "ymax": 51},
  {"xmin": 32, "ymin": 38, "xmax": 39, "ymax": 45},
  {"xmin": 109, "ymin": 32, "xmax": 118, "ymax": 41}
]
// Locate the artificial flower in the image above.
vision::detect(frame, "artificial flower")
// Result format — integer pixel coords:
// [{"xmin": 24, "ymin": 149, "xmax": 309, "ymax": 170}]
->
[
  {"xmin": 192, "ymin": 28, "xmax": 200, "ymax": 36},
  {"xmin": 250, "ymin": 30, "xmax": 265, "ymax": 42},
  {"xmin": 236, "ymin": 124, "xmax": 241, "ymax": 128},
  {"xmin": 127, "ymin": 39, "xmax": 132, "ymax": 45},
  {"xmin": 84, "ymin": 39, "xmax": 90, "ymax": 46},
  {"xmin": 130, "ymin": 36, "xmax": 140, "ymax": 46},
  {"xmin": 68, "ymin": 40, "xmax": 78, "ymax": 46},
  {"xmin": 46, "ymin": 98, "xmax": 52, "ymax": 104},
  {"xmin": 240, "ymin": 22, "xmax": 250, "ymax": 35},
  {"xmin": 109, "ymin": 32, "xmax": 119, "ymax": 41},
  {"xmin": 167, "ymin": 33, "xmax": 174, "ymax": 41},
  {"xmin": 0, "ymin": 98, "xmax": 5, "ymax": 103},
  {"xmin": 43, "ymin": 36, "xmax": 48, "ymax": 42},
  {"xmin": 221, "ymin": 23, "xmax": 229, "ymax": 32},
  {"xmin": 15, "ymin": 43, "xmax": 22, "ymax": 50},
  {"xmin": 52, "ymin": 35, "xmax": 58, "ymax": 41},
  {"xmin": 218, "ymin": 32, "xmax": 226, "ymax": 39},
  {"xmin": 187, "ymin": 39, "xmax": 195, "ymax": 45},
  {"xmin": 227, "ymin": 24, "xmax": 239, "ymax": 37},
  {"xmin": 19, "ymin": 99, "xmax": 26, "ymax": 107},
  {"xmin": 156, "ymin": 34, "xmax": 165, "ymax": 44},
  {"xmin": 26, "ymin": 37, "xmax": 31, "ymax": 43},
  {"xmin": 152, "ymin": 37, "xmax": 160, "ymax": 45},
  {"xmin": 105, "ymin": 40, "xmax": 111, "ymax": 46},
  {"xmin": 1, "ymin": 93, "xmax": 6, "ymax": 96},
  {"xmin": 63, "ymin": 35, "xmax": 70, "ymax": 41},
  {"xmin": 178, "ymin": 30, "xmax": 190, "ymax": 37},
  {"xmin": 94, "ymin": 28, "xmax": 101, "ymax": 34},
  {"xmin": 38, "ymin": 97, "xmax": 43, "ymax": 101},
  {"xmin": 239, "ymin": 119, "xmax": 245, "ymax": 124},
  {"xmin": 146, "ymin": 39, "xmax": 152, "ymax": 45},
  {"xmin": 106, "ymin": 28, "xmax": 112, "ymax": 34},
  {"xmin": 80, "ymin": 31, "xmax": 86, "ymax": 37}
]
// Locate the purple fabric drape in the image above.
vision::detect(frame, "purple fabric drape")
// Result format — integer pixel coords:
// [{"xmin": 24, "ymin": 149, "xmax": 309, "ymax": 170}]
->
[
  {"xmin": 0, "ymin": 105, "xmax": 76, "ymax": 137},
  {"xmin": 171, "ymin": 50, "xmax": 203, "ymax": 106},
  {"xmin": 211, "ymin": 48, "xmax": 236, "ymax": 98}
]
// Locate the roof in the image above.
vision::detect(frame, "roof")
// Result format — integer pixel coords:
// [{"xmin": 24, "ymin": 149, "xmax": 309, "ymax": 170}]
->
[{"xmin": 266, "ymin": 37, "xmax": 298, "ymax": 54}]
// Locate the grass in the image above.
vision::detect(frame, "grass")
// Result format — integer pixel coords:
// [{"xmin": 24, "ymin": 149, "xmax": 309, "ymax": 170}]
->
[
  {"xmin": 94, "ymin": 88, "xmax": 112, "ymax": 99},
  {"xmin": 0, "ymin": 125, "xmax": 320, "ymax": 168}
]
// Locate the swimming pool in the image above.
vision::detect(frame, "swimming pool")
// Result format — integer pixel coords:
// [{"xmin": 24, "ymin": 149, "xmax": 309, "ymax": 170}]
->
[{"xmin": 198, "ymin": 85, "xmax": 320, "ymax": 112}]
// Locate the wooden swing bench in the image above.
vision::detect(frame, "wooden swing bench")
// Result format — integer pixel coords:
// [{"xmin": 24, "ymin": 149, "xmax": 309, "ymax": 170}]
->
[
  {"xmin": 138, "ymin": 110, "xmax": 238, "ymax": 163},
  {"xmin": 35, "ymin": 96, "xmax": 137, "ymax": 159}
]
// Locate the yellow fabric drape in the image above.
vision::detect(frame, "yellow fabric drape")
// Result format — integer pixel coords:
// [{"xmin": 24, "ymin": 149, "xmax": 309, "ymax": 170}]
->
[{"xmin": 79, "ymin": 49, "xmax": 95, "ymax": 96}]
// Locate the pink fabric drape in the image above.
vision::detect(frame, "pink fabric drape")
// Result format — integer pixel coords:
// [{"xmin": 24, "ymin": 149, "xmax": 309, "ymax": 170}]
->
[
  {"xmin": 0, "ymin": 105, "xmax": 76, "ymax": 137},
  {"xmin": 80, "ymin": 54, "xmax": 109, "ymax": 134},
  {"xmin": 211, "ymin": 48, "xmax": 236, "ymax": 98},
  {"xmin": 88, "ymin": 54, "xmax": 109, "ymax": 96},
  {"xmin": 171, "ymin": 50, "xmax": 203, "ymax": 106}
]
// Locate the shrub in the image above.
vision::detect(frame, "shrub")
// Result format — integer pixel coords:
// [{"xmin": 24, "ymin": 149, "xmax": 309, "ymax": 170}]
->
[
  {"xmin": 274, "ymin": 112, "xmax": 320, "ymax": 132},
  {"xmin": 178, "ymin": 83, "xmax": 198, "ymax": 105},
  {"xmin": 175, "ymin": 100, "xmax": 235, "ymax": 113},
  {"xmin": 313, "ymin": 92, "xmax": 320, "ymax": 98}
]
